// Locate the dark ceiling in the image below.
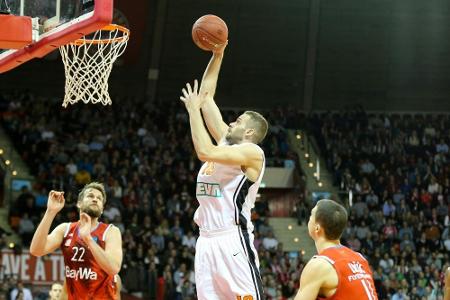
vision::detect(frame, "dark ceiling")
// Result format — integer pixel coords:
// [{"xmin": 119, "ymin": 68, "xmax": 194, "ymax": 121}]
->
[{"xmin": 1, "ymin": 0, "xmax": 450, "ymax": 112}]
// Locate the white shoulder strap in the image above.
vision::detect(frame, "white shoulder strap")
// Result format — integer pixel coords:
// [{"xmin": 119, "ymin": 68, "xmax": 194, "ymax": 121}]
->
[
  {"xmin": 313, "ymin": 255, "xmax": 336, "ymax": 265},
  {"xmin": 63, "ymin": 223, "xmax": 71, "ymax": 238},
  {"xmin": 102, "ymin": 224, "xmax": 113, "ymax": 241}
]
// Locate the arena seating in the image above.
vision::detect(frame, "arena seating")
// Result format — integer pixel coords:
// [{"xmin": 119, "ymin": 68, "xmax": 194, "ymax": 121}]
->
[
  {"xmin": 3, "ymin": 92, "xmax": 447, "ymax": 299},
  {"xmin": 307, "ymin": 108, "xmax": 449, "ymax": 299},
  {"xmin": 0, "ymin": 93, "xmax": 299, "ymax": 299}
]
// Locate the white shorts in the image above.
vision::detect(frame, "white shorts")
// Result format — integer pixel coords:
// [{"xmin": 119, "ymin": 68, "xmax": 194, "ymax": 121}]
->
[{"xmin": 195, "ymin": 226, "xmax": 264, "ymax": 300}]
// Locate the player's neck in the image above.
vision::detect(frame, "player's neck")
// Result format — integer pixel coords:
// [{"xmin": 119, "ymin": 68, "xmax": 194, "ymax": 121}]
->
[
  {"xmin": 239, "ymin": 138, "xmax": 254, "ymax": 145},
  {"xmin": 90, "ymin": 218, "xmax": 99, "ymax": 228},
  {"xmin": 79, "ymin": 216, "xmax": 100, "ymax": 229},
  {"xmin": 315, "ymin": 237, "xmax": 341, "ymax": 254}
]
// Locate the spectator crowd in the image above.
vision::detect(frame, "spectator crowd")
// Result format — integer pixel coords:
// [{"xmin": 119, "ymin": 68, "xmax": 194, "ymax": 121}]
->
[
  {"xmin": 0, "ymin": 92, "xmax": 301, "ymax": 300},
  {"xmin": 2, "ymin": 91, "xmax": 448, "ymax": 300},
  {"xmin": 307, "ymin": 108, "xmax": 449, "ymax": 299}
]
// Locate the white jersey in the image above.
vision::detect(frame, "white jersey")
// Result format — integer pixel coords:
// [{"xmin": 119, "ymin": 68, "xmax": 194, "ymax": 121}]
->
[{"xmin": 194, "ymin": 143, "xmax": 265, "ymax": 232}]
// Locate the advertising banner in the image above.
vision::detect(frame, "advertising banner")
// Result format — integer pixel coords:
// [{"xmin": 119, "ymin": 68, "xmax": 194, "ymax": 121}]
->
[{"xmin": 0, "ymin": 249, "xmax": 65, "ymax": 285}]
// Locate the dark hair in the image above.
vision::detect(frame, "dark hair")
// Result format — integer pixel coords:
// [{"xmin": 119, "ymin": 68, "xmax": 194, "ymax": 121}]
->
[
  {"xmin": 78, "ymin": 182, "xmax": 106, "ymax": 204},
  {"xmin": 315, "ymin": 199, "xmax": 348, "ymax": 240},
  {"xmin": 244, "ymin": 111, "xmax": 269, "ymax": 144}
]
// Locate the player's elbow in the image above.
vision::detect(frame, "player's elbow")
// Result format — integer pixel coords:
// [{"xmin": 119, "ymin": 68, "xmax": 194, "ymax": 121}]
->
[
  {"xmin": 197, "ymin": 150, "xmax": 214, "ymax": 162},
  {"xmin": 197, "ymin": 152, "xmax": 209, "ymax": 162},
  {"xmin": 30, "ymin": 248, "xmax": 44, "ymax": 257},
  {"xmin": 196, "ymin": 146, "xmax": 214, "ymax": 161},
  {"xmin": 108, "ymin": 265, "xmax": 121, "ymax": 276}
]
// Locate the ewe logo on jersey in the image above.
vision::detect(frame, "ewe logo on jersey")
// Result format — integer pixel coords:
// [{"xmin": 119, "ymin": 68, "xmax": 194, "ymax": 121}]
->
[
  {"xmin": 347, "ymin": 261, "xmax": 372, "ymax": 282},
  {"xmin": 196, "ymin": 182, "xmax": 222, "ymax": 197},
  {"xmin": 348, "ymin": 262, "xmax": 364, "ymax": 274},
  {"xmin": 65, "ymin": 266, "xmax": 98, "ymax": 280}
]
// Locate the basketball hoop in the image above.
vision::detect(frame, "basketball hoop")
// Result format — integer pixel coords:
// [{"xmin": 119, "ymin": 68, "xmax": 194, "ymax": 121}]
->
[{"xmin": 59, "ymin": 24, "xmax": 129, "ymax": 107}]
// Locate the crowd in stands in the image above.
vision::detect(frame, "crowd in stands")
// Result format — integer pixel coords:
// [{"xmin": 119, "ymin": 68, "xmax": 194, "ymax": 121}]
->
[
  {"xmin": 0, "ymin": 92, "xmax": 301, "ymax": 300},
  {"xmin": 308, "ymin": 107, "xmax": 450, "ymax": 299},
  {"xmin": 3, "ymin": 91, "xmax": 448, "ymax": 299}
]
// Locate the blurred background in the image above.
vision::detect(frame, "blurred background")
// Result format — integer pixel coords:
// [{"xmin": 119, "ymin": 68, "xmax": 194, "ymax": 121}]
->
[{"xmin": 0, "ymin": 0, "xmax": 449, "ymax": 299}]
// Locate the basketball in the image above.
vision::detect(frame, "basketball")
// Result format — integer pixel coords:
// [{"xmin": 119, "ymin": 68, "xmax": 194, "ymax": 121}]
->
[{"xmin": 192, "ymin": 15, "xmax": 228, "ymax": 51}]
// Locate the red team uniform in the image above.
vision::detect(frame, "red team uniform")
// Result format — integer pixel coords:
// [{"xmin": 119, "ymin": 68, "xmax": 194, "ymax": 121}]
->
[
  {"xmin": 314, "ymin": 245, "xmax": 378, "ymax": 300},
  {"xmin": 61, "ymin": 222, "xmax": 118, "ymax": 300}
]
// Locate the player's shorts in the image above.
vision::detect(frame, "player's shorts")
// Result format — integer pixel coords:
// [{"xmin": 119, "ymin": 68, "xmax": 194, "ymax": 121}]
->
[{"xmin": 195, "ymin": 225, "xmax": 264, "ymax": 300}]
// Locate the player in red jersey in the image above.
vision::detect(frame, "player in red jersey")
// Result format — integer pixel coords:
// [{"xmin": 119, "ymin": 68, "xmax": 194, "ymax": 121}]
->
[
  {"xmin": 59, "ymin": 274, "xmax": 122, "ymax": 300},
  {"xmin": 30, "ymin": 182, "xmax": 122, "ymax": 300},
  {"xmin": 294, "ymin": 199, "xmax": 378, "ymax": 300}
]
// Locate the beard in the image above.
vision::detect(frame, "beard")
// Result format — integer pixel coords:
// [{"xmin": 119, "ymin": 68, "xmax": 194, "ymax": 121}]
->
[
  {"xmin": 225, "ymin": 130, "xmax": 243, "ymax": 145},
  {"xmin": 80, "ymin": 205, "xmax": 102, "ymax": 218},
  {"xmin": 225, "ymin": 133, "xmax": 234, "ymax": 144}
]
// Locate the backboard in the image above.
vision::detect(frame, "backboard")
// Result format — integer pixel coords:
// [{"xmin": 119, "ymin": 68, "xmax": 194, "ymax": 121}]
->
[{"xmin": 0, "ymin": 0, "xmax": 113, "ymax": 73}]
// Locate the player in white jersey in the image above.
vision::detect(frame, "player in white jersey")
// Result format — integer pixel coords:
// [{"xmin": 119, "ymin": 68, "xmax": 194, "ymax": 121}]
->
[{"xmin": 179, "ymin": 43, "xmax": 269, "ymax": 300}]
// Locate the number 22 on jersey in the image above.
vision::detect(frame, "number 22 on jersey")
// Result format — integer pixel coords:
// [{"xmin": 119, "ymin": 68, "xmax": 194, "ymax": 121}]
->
[{"xmin": 71, "ymin": 246, "xmax": 86, "ymax": 262}]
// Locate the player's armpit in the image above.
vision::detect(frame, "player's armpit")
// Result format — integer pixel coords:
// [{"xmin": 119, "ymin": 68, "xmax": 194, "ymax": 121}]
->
[
  {"xmin": 198, "ymin": 143, "xmax": 262, "ymax": 169},
  {"xmin": 115, "ymin": 274, "xmax": 122, "ymax": 300},
  {"xmin": 45, "ymin": 223, "xmax": 68, "ymax": 253},
  {"xmin": 294, "ymin": 258, "xmax": 333, "ymax": 300},
  {"xmin": 31, "ymin": 223, "xmax": 67, "ymax": 257}
]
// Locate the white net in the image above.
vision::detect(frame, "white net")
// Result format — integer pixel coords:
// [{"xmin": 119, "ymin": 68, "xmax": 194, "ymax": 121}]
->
[{"xmin": 59, "ymin": 24, "xmax": 129, "ymax": 107}]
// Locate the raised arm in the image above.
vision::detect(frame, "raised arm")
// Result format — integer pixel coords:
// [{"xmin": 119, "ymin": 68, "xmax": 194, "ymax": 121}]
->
[
  {"xmin": 199, "ymin": 49, "xmax": 229, "ymax": 144},
  {"xmin": 180, "ymin": 81, "xmax": 263, "ymax": 181},
  {"xmin": 30, "ymin": 191, "xmax": 67, "ymax": 257}
]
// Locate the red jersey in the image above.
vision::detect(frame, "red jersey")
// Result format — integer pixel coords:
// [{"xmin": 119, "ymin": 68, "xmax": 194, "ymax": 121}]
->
[
  {"xmin": 61, "ymin": 222, "xmax": 118, "ymax": 300},
  {"xmin": 315, "ymin": 245, "xmax": 378, "ymax": 300}
]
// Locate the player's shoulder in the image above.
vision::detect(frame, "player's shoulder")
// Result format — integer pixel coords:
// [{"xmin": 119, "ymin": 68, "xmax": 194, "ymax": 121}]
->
[
  {"xmin": 237, "ymin": 142, "xmax": 264, "ymax": 152},
  {"xmin": 306, "ymin": 255, "xmax": 341, "ymax": 286},
  {"xmin": 51, "ymin": 222, "xmax": 72, "ymax": 240},
  {"xmin": 218, "ymin": 139, "xmax": 265, "ymax": 158},
  {"xmin": 300, "ymin": 256, "xmax": 337, "ymax": 288},
  {"xmin": 107, "ymin": 224, "xmax": 120, "ymax": 232},
  {"xmin": 235, "ymin": 143, "xmax": 265, "ymax": 162},
  {"xmin": 307, "ymin": 255, "xmax": 336, "ymax": 274},
  {"xmin": 309, "ymin": 255, "xmax": 336, "ymax": 270},
  {"xmin": 56, "ymin": 222, "xmax": 70, "ymax": 228},
  {"xmin": 56, "ymin": 222, "xmax": 72, "ymax": 233},
  {"xmin": 104, "ymin": 224, "xmax": 121, "ymax": 238}
]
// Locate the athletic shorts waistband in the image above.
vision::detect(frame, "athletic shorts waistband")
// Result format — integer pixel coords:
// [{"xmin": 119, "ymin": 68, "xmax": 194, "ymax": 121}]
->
[{"xmin": 199, "ymin": 225, "xmax": 240, "ymax": 237}]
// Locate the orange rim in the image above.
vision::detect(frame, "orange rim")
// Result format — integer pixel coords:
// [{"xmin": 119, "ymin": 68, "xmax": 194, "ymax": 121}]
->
[{"xmin": 70, "ymin": 24, "xmax": 130, "ymax": 46}]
